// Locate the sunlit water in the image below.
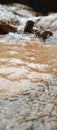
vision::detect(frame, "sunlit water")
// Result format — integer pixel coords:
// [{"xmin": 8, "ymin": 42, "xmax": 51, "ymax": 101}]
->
[{"xmin": 0, "ymin": 41, "xmax": 57, "ymax": 130}]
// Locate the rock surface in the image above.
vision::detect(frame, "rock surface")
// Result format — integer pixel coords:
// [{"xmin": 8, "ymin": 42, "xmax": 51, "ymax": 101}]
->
[
  {"xmin": 24, "ymin": 20, "xmax": 34, "ymax": 33},
  {"xmin": 0, "ymin": 22, "xmax": 17, "ymax": 34},
  {"xmin": 33, "ymin": 26, "xmax": 52, "ymax": 39}
]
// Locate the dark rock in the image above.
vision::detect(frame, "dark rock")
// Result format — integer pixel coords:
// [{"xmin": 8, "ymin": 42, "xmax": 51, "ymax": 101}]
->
[
  {"xmin": 34, "ymin": 26, "xmax": 52, "ymax": 39},
  {"xmin": 24, "ymin": 20, "xmax": 34, "ymax": 33},
  {"xmin": 0, "ymin": 22, "xmax": 17, "ymax": 34},
  {"xmin": 41, "ymin": 30, "xmax": 52, "ymax": 39}
]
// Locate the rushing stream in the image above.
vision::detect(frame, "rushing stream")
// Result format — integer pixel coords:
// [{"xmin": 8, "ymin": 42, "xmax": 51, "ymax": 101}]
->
[{"xmin": 0, "ymin": 41, "xmax": 57, "ymax": 130}]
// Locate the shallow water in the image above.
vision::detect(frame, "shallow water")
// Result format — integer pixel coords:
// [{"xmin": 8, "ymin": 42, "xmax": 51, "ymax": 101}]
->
[{"xmin": 0, "ymin": 41, "xmax": 57, "ymax": 130}]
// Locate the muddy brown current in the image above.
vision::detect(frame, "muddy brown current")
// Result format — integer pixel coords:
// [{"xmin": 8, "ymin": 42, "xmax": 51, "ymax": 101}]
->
[{"xmin": 0, "ymin": 41, "xmax": 57, "ymax": 130}]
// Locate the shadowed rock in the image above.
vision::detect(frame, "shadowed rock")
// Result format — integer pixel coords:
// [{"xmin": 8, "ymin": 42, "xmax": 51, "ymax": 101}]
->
[
  {"xmin": 0, "ymin": 22, "xmax": 17, "ymax": 34},
  {"xmin": 34, "ymin": 26, "xmax": 52, "ymax": 39},
  {"xmin": 24, "ymin": 20, "xmax": 34, "ymax": 33},
  {"xmin": 24, "ymin": 20, "xmax": 52, "ymax": 39}
]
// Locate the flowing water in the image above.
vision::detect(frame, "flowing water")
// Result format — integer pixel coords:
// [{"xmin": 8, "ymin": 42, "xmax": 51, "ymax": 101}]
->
[{"xmin": 0, "ymin": 41, "xmax": 57, "ymax": 130}]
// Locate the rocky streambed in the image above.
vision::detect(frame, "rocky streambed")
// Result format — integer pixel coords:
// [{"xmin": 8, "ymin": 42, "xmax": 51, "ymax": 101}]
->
[{"xmin": 0, "ymin": 3, "xmax": 57, "ymax": 130}]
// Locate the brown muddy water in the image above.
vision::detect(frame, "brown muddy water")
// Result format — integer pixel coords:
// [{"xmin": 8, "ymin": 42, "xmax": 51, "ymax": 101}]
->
[{"xmin": 0, "ymin": 41, "xmax": 57, "ymax": 130}]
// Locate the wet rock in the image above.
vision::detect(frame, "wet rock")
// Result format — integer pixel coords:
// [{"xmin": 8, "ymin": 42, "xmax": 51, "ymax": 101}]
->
[
  {"xmin": 41, "ymin": 30, "xmax": 52, "ymax": 39},
  {"xmin": 34, "ymin": 26, "xmax": 52, "ymax": 39},
  {"xmin": 24, "ymin": 20, "xmax": 34, "ymax": 33},
  {"xmin": 0, "ymin": 22, "xmax": 17, "ymax": 34}
]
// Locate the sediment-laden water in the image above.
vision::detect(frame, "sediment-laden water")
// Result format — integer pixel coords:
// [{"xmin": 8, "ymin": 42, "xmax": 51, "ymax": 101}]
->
[{"xmin": 0, "ymin": 41, "xmax": 57, "ymax": 130}]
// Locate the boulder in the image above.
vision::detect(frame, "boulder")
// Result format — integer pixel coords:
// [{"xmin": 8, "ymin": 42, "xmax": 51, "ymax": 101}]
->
[
  {"xmin": 24, "ymin": 20, "xmax": 34, "ymax": 33},
  {"xmin": 34, "ymin": 26, "xmax": 52, "ymax": 39},
  {"xmin": 0, "ymin": 22, "xmax": 17, "ymax": 34}
]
